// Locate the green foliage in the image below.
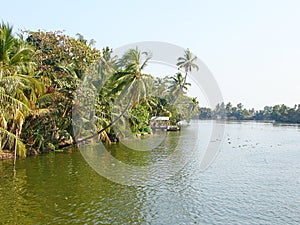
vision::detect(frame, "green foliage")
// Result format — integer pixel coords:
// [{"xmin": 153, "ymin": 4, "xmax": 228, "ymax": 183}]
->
[
  {"xmin": 1, "ymin": 21, "xmax": 201, "ymax": 160},
  {"xmin": 139, "ymin": 125, "xmax": 152, "ymax": 134},
  {"xmin": 22, "ymin": 30, "xmax": 102, "ymax": 153},
  {"xmin": 0, "ymin": 22, "xmax": 45, "ymax": 157},
  {"xmin": 129, "ymin": 104, "xmax": 150, "ymax": 134},
  {"xmin": 176, "ymin": 48, "xmax": 199, "ymax": 83}
]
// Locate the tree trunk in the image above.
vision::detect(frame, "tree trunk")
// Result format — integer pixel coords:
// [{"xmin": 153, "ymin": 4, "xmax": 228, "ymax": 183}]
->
[
  {"xmin": 102, "ymin": 130, "xmax": 112, "ymax": 145},
  {"xmin": 60, "ymin": 85, "xmax": 137, "ymax": 148},
  {"xmin": 76, "ymin": 91, "xmax": 134, "ymax": 144},
  {"xmin": 13, "ymin": 129, "xmax": 19, "ymax": 165}
]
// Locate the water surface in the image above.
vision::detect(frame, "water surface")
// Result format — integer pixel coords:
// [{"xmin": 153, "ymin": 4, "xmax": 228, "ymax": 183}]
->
[{"xmin": 1, "ymin": 121, "xmax": 300, "ymax": 224}]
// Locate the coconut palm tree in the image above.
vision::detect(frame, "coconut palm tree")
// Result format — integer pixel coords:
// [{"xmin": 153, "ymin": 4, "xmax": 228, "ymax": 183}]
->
[
  {"xmin": 0, "ymin": 22, "xmax": 44, "ymax": 160},
  {"xmin": 169, "ymin": 72, "xmax": 191, "ymax": 98},
  {"xmin": 154, "ymin": 76, "xmax": 170, "ymax": 97},
  {"xmin": 76, "ymin": 47, "xmax": 152, "ymax": 143},
  {"xmin": 101, "ymin": 47, "xmax": 118, "ymax": 74},
  {"xmin": 176, "ymin": 48, "xmax": 199, "ymax": 84},
  {"xmin": 190, "ymin": 97, "xmax": 199, "ymax": 113}
]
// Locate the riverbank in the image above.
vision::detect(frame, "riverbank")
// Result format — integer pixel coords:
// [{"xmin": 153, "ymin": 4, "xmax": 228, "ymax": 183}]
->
[
  {"xmin": 0, "ymin": 146, "xmax": 78, "ymax": 161},
  {"xmin": 0, "ymin": 131, "xmax": 153, "ymax": 161},
  {"xmin": 197, "ymin": 118, "xmax": 300, "ymax": 125}
]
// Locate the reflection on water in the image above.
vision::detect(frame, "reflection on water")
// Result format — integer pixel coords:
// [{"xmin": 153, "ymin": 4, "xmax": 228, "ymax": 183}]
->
[
  {"xmin": 1, "ymin": 121, "xmax": 300, "ymax": 224},
  {"xmin": 79, "ymin": 124, "xmax": 205, "ymax": 186}
]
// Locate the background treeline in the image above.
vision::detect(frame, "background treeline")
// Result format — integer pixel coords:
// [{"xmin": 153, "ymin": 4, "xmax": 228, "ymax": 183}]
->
[
  {"xmin": 199, "ymin": 102, "xmax": 300, "ymax": 123},
  {"xmin": 0, "ymin": 22, "xmax": 199, "ymax": 158}
]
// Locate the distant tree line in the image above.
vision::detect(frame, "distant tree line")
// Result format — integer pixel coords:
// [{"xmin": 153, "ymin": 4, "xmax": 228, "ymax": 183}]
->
[{"xmin": 198, "ymin": 102, "xmax": 300, "ymax": 124}]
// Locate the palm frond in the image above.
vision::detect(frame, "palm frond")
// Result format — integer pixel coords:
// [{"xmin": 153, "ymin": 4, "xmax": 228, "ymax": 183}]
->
[
  {"xmin": 0, "ymin": 92, "xmax": 31, "ymax": 113},
  {"xmin": 0, "ymin": 127, "xmax": 26, "ymax": 157},
  {"xmin": 37, "ymin": 93, "xmax": 57, "ymax": 105},
  {"xmin": 0, "ymin": 111, "xmax": 7, "ymax": 129}
]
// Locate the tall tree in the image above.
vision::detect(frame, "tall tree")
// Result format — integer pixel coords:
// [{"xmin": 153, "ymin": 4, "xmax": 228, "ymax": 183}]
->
[
  {"xmin": 25, "ymin": 30, "xmax": 101, "ymax": 150},
  {"xmin": 76, "ymin": 47, "xmax": 153, "ymax": 143},
  {"xmin": 153, "ymin": 76, "xmax": 169, "ymax": 97},
  {"xmin": 176, "ymin": 48, "xmax": 199, "ymax": 83},
  {"xmin": 169, "ymin": 72, "xmax": 191, "ymax": 98},
  {"xmin": 0, "ymin": 22, "xmax": 44, "ymax": 159}
]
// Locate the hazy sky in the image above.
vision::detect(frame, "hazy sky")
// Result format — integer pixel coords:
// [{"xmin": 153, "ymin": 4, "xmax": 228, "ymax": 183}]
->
[{"xmin": 2, "ymin": 0, "xmax": 300, "ymax": 109}]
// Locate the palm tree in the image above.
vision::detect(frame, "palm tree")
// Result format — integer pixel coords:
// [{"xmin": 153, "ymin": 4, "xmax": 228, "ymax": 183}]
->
[
  {"xmin": 176, "ymin": 48, "xmax": 199, "ymax": 84},
  {"xmin": 169, "ymin": 72, "xmax": 191, "ymax": 98},
  {"xmin": 154, "ymin": 76, "xmax": 170, "ymax": 97},
  {"xmin": 98, "ymin": 47, "xmax": 118, "ymax": 78},
  {"xmin": 0, "ymin": 23, "xmax": 35, "ymax": 76},
  {"xmin": 76, "ymin": 33, "xmax": 96, "ymax": 47},
  {"xmin": 0, "ymin": 22, "xmax": 44, "ymax": 160},
  {"xmin": 190, "ymin": 97, "xmax": 199, "ymax": 113},
  {"xmin": 110, "ymin": 47, "xmax": 152, "ymax": 109},
  {"xmin": 76, "ymin": 47, "xmax": 152, "ymax": 143}
]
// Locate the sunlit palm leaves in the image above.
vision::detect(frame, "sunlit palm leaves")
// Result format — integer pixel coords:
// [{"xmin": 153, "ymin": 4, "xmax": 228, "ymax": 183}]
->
[
  {"xmin": 0, "ymin": 22, "xmax": 44, "ymax": 157},
  {"xmin": 176, "ymin": 48, "xmax": 199, "ymax": 83},
  {"xmin": 108, "ymin": 48, "xmax": 153, "ymax": 136},
  {"xmin": 169, "ymin": 72, "xmax": 191, "ymax": 98}
]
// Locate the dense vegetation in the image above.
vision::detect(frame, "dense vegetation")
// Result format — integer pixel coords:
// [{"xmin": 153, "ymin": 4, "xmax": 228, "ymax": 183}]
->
[
  {"xmin": 0, "ymin": 22, "xmax": 199, "ymax": 159},
  {"xmin": 199, "ymin": 102, "xmax": 300, "ymax": 124}
]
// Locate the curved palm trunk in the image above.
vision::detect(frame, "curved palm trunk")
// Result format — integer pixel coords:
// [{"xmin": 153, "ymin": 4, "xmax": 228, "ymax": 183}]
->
[
  {"xmin": 61, "ymin": 81, "xmax": 137, "ymax": 148},
  {"xmin": 76, "ymin": 91, "xmax": 134, "ymax": 144},
  {"xmin": 183, "ymin": 71, "xmax": 188, "ymax": 84},
  {"xmin": 62, "ymin": 48, "xmax": 150, "ymax": 149}
]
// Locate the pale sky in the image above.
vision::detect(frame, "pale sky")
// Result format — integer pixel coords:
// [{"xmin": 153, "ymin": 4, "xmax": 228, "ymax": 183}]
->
[{"xmin": 2, "ymin": 0, "xmax": 300, "ymax": 109}]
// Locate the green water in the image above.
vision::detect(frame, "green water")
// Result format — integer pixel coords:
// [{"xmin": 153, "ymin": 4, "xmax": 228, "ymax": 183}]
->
[
  {"xmin": 1, "ymin": 152, "xmax": 145, "ymax": 224},
  {"xmin": 1, "ymin": 121, "xmax": 300, "ymax": 224}
]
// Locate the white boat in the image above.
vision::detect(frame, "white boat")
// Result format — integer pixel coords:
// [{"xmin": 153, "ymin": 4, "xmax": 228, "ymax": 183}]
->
[{"xmin": 167, "ymin": 125, "xmax": 180, "ymax": 131}]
